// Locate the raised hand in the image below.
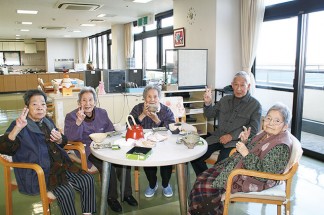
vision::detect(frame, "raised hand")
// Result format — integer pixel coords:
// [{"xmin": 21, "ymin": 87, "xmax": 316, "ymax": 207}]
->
[
  {"xmin": 76, "ymin": 107, "xmax": 86, "ymax": 126},
  {"xmin": 203, "ymin": 86, "xmax": 213, "ymax": 106},
  {"xmin": 238, "ymin": 126, "xmax": 251, "ymax": 144},
  {"xmin": 16, "ymin": 107, "xmax": 29, "ymax": 129}
]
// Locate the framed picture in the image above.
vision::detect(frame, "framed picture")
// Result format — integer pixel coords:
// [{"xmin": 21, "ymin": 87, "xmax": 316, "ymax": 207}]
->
[{"xmin": 173, "ymin": 28, "xmax": 185, "ymax": 47}]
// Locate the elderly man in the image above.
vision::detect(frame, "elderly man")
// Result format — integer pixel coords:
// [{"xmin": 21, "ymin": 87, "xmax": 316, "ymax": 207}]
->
[{"xmin": 191, "ymin": 71, "xmax": 262, "ymax": 176}]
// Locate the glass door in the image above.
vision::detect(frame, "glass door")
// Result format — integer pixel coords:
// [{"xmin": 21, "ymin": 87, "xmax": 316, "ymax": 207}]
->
[{"xmin": 301, "ymin": 11, "xmax": 324, "ymax": 158}]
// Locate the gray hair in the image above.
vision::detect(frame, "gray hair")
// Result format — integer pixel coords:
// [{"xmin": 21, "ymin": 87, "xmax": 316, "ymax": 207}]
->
[
  {"xmin": 77, "ymin": 86, "xmax": 97, "ymax": 104},
  {"xmin": 267, "ymin": 102, "xmax": 292, "ymax": 125},
  {"xmin": 233, "ymin": 71, "xmax": 250, "ymax": 85},
  {"xmin": 143, "ymin": 85, "xmax": 162, "ymax": 99}
]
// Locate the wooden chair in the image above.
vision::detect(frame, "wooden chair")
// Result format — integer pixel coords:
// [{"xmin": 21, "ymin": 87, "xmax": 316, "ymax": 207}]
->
[
  {"xmin": 0, "ymin": 141, "xmax": 87, "ymax": 215},
  {"xmin": 223, "ymin": 134, "xmax": 303, "ymax": 215},
  {"xmin": 133, "ymin": 96, "xmax": 187, "ymax": 192}
]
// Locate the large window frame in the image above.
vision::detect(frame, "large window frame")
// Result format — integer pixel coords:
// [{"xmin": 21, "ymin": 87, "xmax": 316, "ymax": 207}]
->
[
  {"xmin": 89, "ymin": 30, "xmax": 112, "ymax": 70},
  {"xmin": 134, "ymin": 10, "xmax": 173, "ymax": 77},
  {"xmin": 255, "ymin": 0, "xmax": 324, "ymax": 161}
]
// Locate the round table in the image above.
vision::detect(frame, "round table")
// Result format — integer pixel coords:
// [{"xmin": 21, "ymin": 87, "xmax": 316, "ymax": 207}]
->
[{"xmin": 90, "ymin": 131, "xmax": 207, "ymax": 215}]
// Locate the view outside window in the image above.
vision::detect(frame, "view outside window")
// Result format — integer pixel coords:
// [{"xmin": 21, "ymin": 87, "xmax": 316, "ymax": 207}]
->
[
  {"xmin": 162, "ymin": 35, "xmax": 173, "ymax": 65},
  {"xmin": 97, "ymin": 36, "xmax": 103, "ymax": 69},
  {"xmin": 255, "ymin": 17, "xmax": 297, "ymax": 87},
  {"xmin": 102, "ymin": 34, "xmax": 108, "ymax": 69},
  {"xmin": 134, "ymin": 40, "xmax": 142, "ymax": 69},
  {"xmin": 305, "ymin": 11, "xmax": 324, "ymax": 87},
  {"xmin": 144, "ymin": 37, "xmax": 157, "ymax": 69},
  {"xmin": 265, "ymin": 0, "xmax": 294, "ymax": 6}
]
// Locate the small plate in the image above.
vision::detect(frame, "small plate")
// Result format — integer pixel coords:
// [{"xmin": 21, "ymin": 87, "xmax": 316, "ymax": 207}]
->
[{"xmin": 93, "ymin": 142, "xmax": 112, "ymax": 149}]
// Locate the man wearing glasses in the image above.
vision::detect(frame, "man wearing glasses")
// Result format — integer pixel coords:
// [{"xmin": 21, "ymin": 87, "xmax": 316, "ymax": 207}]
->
[{"xmin": 191, "ymin": 71, "xmax": 262, "ymax": 176}]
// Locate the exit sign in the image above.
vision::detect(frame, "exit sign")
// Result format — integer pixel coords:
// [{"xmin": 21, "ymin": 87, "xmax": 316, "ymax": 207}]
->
[{"xmin": 137, "ymin": 14, "xmax": 154, "ymax": 27}]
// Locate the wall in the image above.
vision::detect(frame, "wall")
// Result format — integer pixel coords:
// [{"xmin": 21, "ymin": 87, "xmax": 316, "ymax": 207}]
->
[
  {"xmin": 46, "ymin": 38, "xmax": 78, "ymax": 72},
  {"xmin": 173, "ymin": 0, "xmax": 241, "ymax": 89},
  {"xmin": 215, "ymin": 0, "xmax": 241, "ymax": 88}
]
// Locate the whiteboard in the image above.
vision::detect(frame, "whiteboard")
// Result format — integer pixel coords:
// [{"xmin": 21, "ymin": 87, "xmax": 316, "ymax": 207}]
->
[{"xmin": 178, "ymin": 49, "xmax": 207, "ymax": 89}]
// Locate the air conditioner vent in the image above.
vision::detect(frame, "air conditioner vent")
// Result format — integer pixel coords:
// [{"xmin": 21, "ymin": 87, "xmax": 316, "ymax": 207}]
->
[
  {"xmin": 90, "ymin": 19, "xmax": 105, "ymax": 22},
  {"xmin": 41, "ymin": 26, "xmax": 67, "ymax": 30},
  {"xmin": 56, "ymin": 3, "xmax": 102, "ymax": 11}
]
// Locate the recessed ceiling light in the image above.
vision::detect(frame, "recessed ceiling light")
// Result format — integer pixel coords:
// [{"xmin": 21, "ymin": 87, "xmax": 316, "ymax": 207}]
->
[
  {"xmin": 16, "ymin": 34, "xmax": 21, "ymax": 37},
  {"xmin": 133, "ymin": 0, "xmax": 152, "ymax": 3},
  {"xmin": 17, "ymin": 10, "xmax": 38, "ymax": 14},
  {"xmin": 80, "ymin": 24, "xmax": 95, "ymax": 27},
  {"xmin": 73, "ymin": 30, "xmax": 81, "ymax": 33},
  {"xmin": 20, "ymin": 29, "xmax": 30, "ymax": 32},
  {"xmin": 97, "ymin": 14, "xmax": 106, "ymax": 17},
  {"xmin": 21, "ymin": 21, "xmax": 33, "ymax": 25}
]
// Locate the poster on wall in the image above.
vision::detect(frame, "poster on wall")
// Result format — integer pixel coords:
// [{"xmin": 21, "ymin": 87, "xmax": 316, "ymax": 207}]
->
[{"xmin": 173, "ymin": 28, "xmax": 185, "ymax": 47}]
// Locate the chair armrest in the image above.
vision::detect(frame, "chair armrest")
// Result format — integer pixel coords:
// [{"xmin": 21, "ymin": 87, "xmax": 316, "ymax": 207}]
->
[
  {"xmin": 225, "ymin": 163, "xmax": 299, "ymax": 201},
  {"xmin": 64, "ymin": 141, "xmax": 87, "ymax": 171}
]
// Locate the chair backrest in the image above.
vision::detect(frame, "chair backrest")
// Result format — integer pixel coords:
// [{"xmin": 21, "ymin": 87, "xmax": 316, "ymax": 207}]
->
[
  {"xmin": 284, "ymin": 134, "xmax": 303, "ymax": 173},
  {"xmin": 160, "ymin": 96, "xmax": 186, "ymax": 122}
]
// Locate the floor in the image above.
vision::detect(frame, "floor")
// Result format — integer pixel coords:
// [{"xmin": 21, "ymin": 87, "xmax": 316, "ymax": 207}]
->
[{"xmin": 0, "ymin": 93, "xmax": 324, "ymax": 215}]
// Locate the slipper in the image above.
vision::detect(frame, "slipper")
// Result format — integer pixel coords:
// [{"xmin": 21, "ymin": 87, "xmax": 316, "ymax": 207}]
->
[{"xmin": 88, "ymin": 165, "xmax": 99, "ymax": 174}]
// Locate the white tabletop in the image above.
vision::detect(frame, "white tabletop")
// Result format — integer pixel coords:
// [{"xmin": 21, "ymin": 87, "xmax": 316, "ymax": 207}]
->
[{"xmin": 90, "ymin": 131, "xmax": 207, "ymax": 167}]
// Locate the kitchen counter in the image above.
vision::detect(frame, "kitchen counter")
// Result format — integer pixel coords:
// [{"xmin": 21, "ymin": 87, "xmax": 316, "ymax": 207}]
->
[{"xmin": 0, "ymin": 72, "xmax": 84, "ymax": 93}]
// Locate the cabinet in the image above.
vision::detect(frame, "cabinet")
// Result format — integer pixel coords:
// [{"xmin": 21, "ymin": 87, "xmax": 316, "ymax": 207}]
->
[
  {"xmin": 3, "ymin": 75, "xmax": 16, "ymax": 92},
  {"xmin": 36, "ymin": 42, "xmax": 46, "ymax": 51},
  {"xmin": 15, "ymin": 42, "xmax": 25, "ymax": 51},
  {"xmin": 15, "ymin": 75, "xmax": 28, "ymax": 91},
  {"xmin": 2, "ymin": 42, "xmax": 16, "ymax": 51},
  {"xmin": 162, "ymin": 89, "xmax": 207, "ymax": 135}
]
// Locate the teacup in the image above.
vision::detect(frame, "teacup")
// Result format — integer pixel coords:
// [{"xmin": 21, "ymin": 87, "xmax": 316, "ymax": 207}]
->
[{"xmin": 147, "ymin": 104, "xmax": 158, "ymax": 113}]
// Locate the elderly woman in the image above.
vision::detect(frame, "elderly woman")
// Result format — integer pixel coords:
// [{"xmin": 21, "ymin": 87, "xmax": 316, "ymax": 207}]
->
[
  {"xmin": 130, "ymin": 85, "xmax": 175, "ymax": 198},
  {"xmin": 189, "ymin": 103, "xmax": 293, "ymax": 215},
  {"xmin": 0, "ymin": 89, "xmax": 96, "ymax": 215},
  {"xmin": 64, "ymin": 86, "xmax": 137, "ymax": 213}
]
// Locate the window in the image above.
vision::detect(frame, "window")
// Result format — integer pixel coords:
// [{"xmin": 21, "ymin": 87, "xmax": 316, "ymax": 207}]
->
[
  {"xmin": 88, "ymin": 30, "xmax": 112, "ymax": 70},
  {"xmin": 0, "ymin": 52, "xmax": 21, "ymax": 66},
  {"xmin": 254, "ymin": 0, "xmax": 324, "ymax": 161},
  {"xmin": 134, "ymin": 10, "xmax": 173, "ymax": 79},
  {"xmin": 255, "ymin": 17, "xmax": 297, "ymax": 88}
]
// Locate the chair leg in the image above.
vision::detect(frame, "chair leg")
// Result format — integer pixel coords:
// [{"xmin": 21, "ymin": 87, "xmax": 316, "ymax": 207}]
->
[
  {"xmin": 134, "ymin": 166, "xmax": 140, "ymax": 192},
  {"xmin": 277, "ymin": 204, "xmax": 281, "ymax": 215}
]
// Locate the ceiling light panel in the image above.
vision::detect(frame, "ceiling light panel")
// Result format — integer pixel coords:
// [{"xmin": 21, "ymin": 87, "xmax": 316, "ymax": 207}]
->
[
  {"xmin": 80, "ymin": 24, "xmax": 96, "ymax": 27},
  {"xmin": 17, "ymin": 10, "xmax": 38, "ymax": 14}
]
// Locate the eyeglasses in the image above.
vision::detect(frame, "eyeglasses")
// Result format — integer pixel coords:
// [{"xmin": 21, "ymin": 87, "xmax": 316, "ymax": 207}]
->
[{"xmin": 264, "ymin": 116, "xmax": 284, "ymax": 126}]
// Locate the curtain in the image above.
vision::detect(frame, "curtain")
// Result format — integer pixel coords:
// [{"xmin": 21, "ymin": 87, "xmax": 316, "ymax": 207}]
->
[
  {"xmin": 241, "ymin": 0, "xmax": 265, "ymax": 95},
  {"xmin": 124, "ymin": 22, "xmax": 135, "ymax": 68},
  {"xmin": 82, "ymin": 37, "xmax": 89, "ymax": 64}
]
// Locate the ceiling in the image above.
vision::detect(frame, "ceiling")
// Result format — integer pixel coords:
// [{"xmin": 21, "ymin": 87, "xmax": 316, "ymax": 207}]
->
[{"xmin": 0, "ymin": 0, "xmax": 173, "ymax": 40}]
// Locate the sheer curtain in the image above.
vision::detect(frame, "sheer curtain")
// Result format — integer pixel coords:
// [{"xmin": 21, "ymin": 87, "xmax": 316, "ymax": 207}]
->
[
  {"xmin": 82, "ymin": 38, "xmax": 89, "ymax": 64},
  {"xmin": 241, "ymin": 0, "xmax": 265, "ymax": 94},
  {"xmin": 124, "ymin": 22, "xmax": 135, "ymax": 68}
]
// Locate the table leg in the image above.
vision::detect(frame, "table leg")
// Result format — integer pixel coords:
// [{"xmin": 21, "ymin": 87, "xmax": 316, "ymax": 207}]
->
[
  {"xmin": 176, "ymin": 163, "xmax": 187, "ymax": 215},
  {"xmin": 120, "ymin": 166, "xmax": 126, "ymax": 202},
  {"xmin": 100, "ymin": 161, "xmax": 111, "ymax": 215}
]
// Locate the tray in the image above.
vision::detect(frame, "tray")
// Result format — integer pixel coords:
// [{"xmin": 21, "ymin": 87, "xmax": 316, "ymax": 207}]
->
[{"xmin": 126, "ymin": 146, "xmax": 152, "ymax": 160}]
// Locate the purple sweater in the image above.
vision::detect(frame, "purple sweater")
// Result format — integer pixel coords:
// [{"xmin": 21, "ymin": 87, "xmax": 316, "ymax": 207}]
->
[{"xmin": 64, "ymin": 107, "xmax": 114, "ymax": 168}]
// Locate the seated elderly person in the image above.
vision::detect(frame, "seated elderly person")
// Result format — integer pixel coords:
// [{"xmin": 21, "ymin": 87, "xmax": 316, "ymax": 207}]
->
[
  {"xmin": 0, "ymin": 89, "xmax": 96, "ymax": 215},
  {"xmin": 189, "ymin": 103, "xmax": 294, "ymax": 215},
  {"xmin": 130, "ymin": 85, "xmax": 175, "ymax": 198},
  {"xmin": 64, "ymin": 86, "xmax": 137, "ymax": 212}
]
